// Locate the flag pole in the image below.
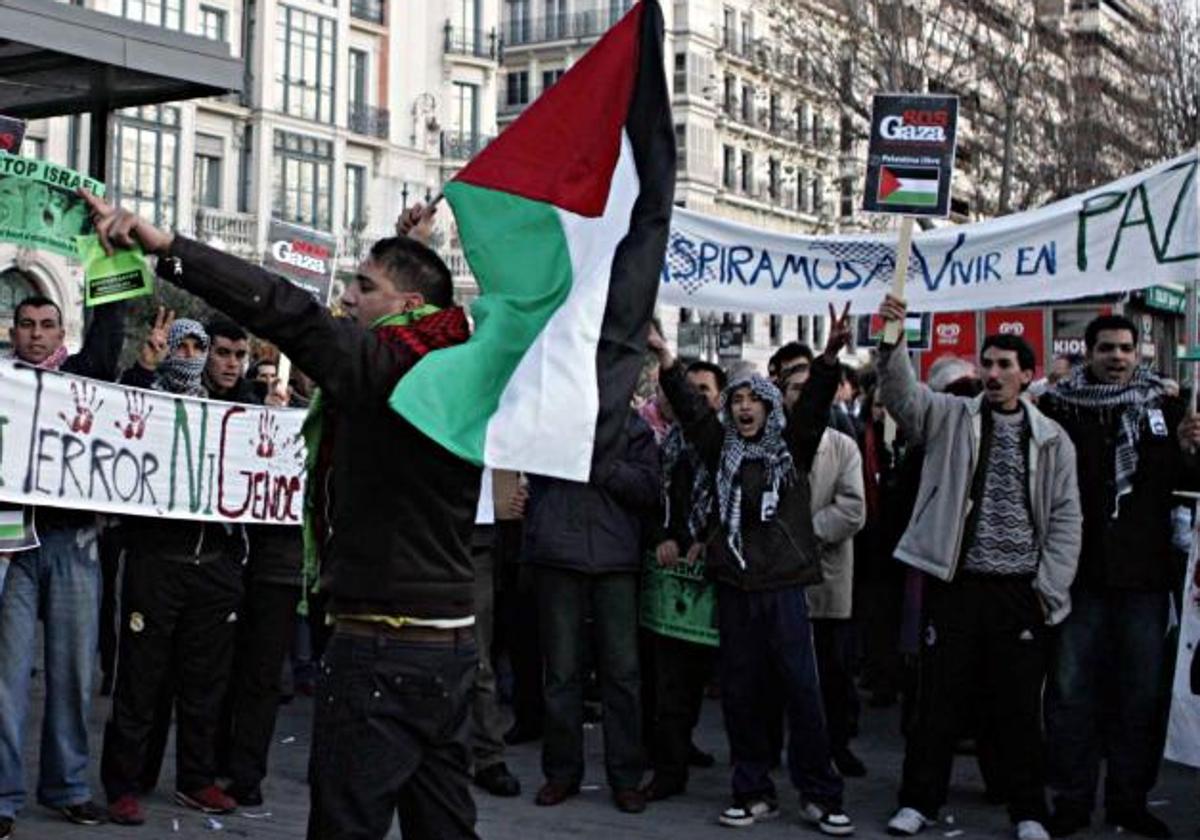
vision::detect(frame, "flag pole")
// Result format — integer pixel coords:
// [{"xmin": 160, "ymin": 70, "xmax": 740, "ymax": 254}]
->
[{"xmin": 882, "ymin": 215, "xmax": 915, "ymax": 344}]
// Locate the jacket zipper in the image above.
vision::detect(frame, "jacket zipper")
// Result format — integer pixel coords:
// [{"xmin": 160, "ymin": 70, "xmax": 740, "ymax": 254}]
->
[{"xmin": 947, "ymin": 410, "xmax": 983, "ymax": 580}]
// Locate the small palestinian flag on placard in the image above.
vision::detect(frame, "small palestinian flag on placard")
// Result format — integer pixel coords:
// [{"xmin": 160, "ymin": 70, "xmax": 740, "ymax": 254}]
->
[
  {"xmin": 0, "ymin": 505, "xmax": 38, "ymax": 552},
  {"xmin": 877, "ymin": 165, "xmax": 939, "ymax": 208},
  {"xmin": 391, "ymin": 0, "xmax": 674, "ymax": 482}
]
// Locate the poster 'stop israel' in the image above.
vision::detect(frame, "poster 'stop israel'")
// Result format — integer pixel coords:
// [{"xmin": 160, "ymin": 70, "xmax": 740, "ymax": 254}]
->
[{"xmin": 661, "ymin": 150, "xmax": 1199, "ymax": 316}]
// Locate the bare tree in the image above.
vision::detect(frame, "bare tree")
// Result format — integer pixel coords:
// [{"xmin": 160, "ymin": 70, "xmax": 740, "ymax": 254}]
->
[{"xmin": 1141, "ymin": 0, "xmax": 1200, "ymax": 159}]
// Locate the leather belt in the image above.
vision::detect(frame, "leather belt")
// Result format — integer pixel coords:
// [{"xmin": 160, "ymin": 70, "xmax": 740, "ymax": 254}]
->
[{"xmin": 333, "ymin": 617, "xmax": 474, "ymax": 644}]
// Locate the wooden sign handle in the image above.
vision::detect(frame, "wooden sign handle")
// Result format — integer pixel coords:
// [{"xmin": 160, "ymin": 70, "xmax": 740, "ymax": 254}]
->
[{"xmin": 882, "ymin": 216, "xmax": 915, "ymax": 344}]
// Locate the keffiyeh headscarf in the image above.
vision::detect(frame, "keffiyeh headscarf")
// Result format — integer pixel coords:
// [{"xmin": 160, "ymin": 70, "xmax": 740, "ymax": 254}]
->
[
  {"xmin": 9, "ymin": 344, "xmax": 69, "ymax": 371},
  {"xmin": 1050, "ymin": 363, "xmax": 1167, "ymax": 516},
  {"xmin": 152, "ymin": 319, "xmax": 209, "ymax": 396},
  {"xmin": 690, "ymin": 373, "xmax": 795, "ymax": 568}
]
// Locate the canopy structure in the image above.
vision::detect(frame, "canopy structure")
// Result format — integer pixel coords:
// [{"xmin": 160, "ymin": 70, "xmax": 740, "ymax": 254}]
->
[{"xmin": 0, "ymin": 0, "xmax": 242, "ymax": 177}]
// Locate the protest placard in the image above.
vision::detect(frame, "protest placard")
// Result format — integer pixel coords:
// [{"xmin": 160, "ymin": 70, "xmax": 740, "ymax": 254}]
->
[
  {"xmin": 77, "ymin": 235, "xmax": 154, "ymax": 306},
  {"xmin": 0, "ymin": 155, "xmax": 105, "ymax": 258},
  {"xmin": 263, "ymin": 220, "xmax": 337, "ymax": 305},
  {"xmin": 639, "ymin": 557, "xmax": 718, "ymax": 647},
  {"xmin": 862, "ymin": 93, "xmax": 959, "ymax": 218}
]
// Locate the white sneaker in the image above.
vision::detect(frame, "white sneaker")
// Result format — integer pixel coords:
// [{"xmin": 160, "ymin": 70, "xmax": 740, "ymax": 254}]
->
[
  {"xmin": 800, "ymin": 800, "xmax": 856, "ymax": 836},
  {"xmin": 1016, "ymin": 820, "xmax": 1051, "ymax": 840},
  {"xmin": 719, "ymin": 800, "xmax": 780, "ymax": 828},
  {"xmin": 887, "ymin": 807, "xmax": 934, "ymax": 836}
]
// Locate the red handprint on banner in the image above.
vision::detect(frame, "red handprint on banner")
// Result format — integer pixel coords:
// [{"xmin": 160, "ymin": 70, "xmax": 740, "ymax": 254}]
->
[
  {"xmin": 256, "ymin": 412, "xmax": 278, "ymax": 459},
  {"xmin": 59, "ymin": 381, "xmax": 104, "ymax": 435},
  {"xmin": 115, "ymin": 391, "xmax": 153, "ymax": 440}
]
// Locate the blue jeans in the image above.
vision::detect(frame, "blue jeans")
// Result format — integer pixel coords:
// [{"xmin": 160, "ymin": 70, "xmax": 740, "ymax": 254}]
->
[
  {"xmin": 1046, "ymin": 588, "xmax": 1171, "ymax": 815},
  {"xmin": 0, "ymin": 527, "xmax": 101, "ymax": 817},
  {"xmin": 717, "ymin": 584, "xmax": 843, "ymax": 809}
]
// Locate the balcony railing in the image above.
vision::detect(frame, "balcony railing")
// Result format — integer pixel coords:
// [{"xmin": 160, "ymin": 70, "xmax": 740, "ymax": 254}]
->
[
  {"xmin": 501, "ymin": 8, "xmax": 627, "ymax": 47},
  {"xmin": 350, "ymin": 0, "xmax": 383, "ymax": 25},
  {"xmin": 444, "ymin": 23, "xmax": 497, "ymax": 59},
  {"xmin": 348, "ymin": 102, "xmax": 390, "ymax": 139},
  {"xmin": 194, "ymin": 207, "xmax": 259, "ymax": 257},
  {"xmin": 440, "ymin": 131, "xmax": 493, "ymax": 161}
]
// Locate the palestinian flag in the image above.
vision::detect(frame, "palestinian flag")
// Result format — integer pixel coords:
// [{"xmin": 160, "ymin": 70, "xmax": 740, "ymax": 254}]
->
[
  {"xmin": 391, "ymin": 0, "xmax": 674, "ymax": 481},
  {"xmin": 878, "ymin": 165, "xmax": 939, "ymax": 208},
  {"xmin": 0, "ymin": 506, "xmax": 37, "ymax": 552}
]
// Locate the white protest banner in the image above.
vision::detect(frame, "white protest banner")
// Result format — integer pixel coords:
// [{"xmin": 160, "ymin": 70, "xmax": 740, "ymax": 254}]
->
[
  {"xmin": 661, "ymin": 150, "xmax": 1199, "ymax": 316},
  {"xmin": 1166, "ymin": 511, "xmax": 1200, "ymax": 768},
  {"xmin": 0, "ymin": 361, "xmax": 306, "ymax": 525}
]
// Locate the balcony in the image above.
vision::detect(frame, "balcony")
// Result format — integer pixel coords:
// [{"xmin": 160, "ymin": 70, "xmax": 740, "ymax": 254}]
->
[
  {"xmin": 444, "ymin": 23, "xmax": 498, "ymax": 59},
  {"xmin": 501, "ymin": 8, "xmax": 626, "ymax": 47},
  {"xmin": 440, "ymin": 131, "xmax": 493, "ymax": 161},
  {"xmin": 348, "ymin": 102, "xmax": 390, "ymax": 140},
  {"xmin": 350, "ymin": 0, "xmax": 383, "ymax": 25},
  {"xmin": 194, "ymin": 207, "xmax": 259, "ymax": 257}
]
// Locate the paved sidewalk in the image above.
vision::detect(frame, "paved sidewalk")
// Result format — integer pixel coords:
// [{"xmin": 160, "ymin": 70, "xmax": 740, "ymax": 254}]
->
[{"xmin": 8, "ymin": 663, "xmax": 1198, "ymax": 839}]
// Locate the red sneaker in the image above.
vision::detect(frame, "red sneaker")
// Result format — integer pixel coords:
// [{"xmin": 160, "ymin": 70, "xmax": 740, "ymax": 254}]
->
[
  {"xmin": 109, "ymin": 794, "xmax": 145, "ymax": 826},
  {"xmin": 175, "ymin": 785, "xmax": 237, "ymax": 814}
]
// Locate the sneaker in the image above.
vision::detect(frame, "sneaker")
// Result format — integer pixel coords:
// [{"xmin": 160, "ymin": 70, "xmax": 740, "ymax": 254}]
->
[
  {"xmin": 60, "ymin": 801, "xmax": 106, "ymax": 825},
  {"xmin": 888, "ymin": 807, "xmax": 934, "ymax": 836},
  {"xmin": 1017, "ymin": 821, "xmax": 1051, "ymax": 840},
  {"xmin": 719, "ymin": 799, "xmax": 779, "ymax": 828},
  {"xmin": 175, "ymin": 785, "xmax": 237, "ymax": 814},
  {"xmin": 1107, "ymin": 808, "xmax": 1172, "ymax": 839},
  {"xmin": 108, "ymin": 794, "xmax": 145, "ymax": 826},
  {"xmin": 0, "ymin": 816, "xmax": 12, "ymax": 840},
  {"xmin": 800, "ymin": 800, "xmax": 856, "ymax": 836},
  {"xmin": 225, "ymin": 784, "xmax": 264, "ymax": 807}
]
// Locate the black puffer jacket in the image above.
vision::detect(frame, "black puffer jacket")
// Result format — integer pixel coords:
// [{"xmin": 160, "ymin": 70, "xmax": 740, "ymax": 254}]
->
[
  {"xmin": 1039, "ymin": 389, "xmax": 1200, "ymax": 591},
  {"xmin": 524, "ymin": 412, "xmax": 660, "ymax": 574},
  {"xmin": 157, "ymin": 237, "xmax": 480, "ymax": 619},
  {"xmin": 659, "ymin": 357, "xmax": 839, "ymax": 592}
]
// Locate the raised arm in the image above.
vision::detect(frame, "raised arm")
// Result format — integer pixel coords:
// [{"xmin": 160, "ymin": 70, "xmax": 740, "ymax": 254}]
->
[
  {"xmin": 648, "ymin": 326, "xmax": 725, "ymax": 475},
  {"xmin": 62, "ymin": 299, "xmax": 127, "ymax": 381},
  {"xmin": 787, "ymin": 302, "xmax": 852, "ymax": 469},
  {"xmin": 874, "ymin": 294, "xmax": 958, "ymax": 446},
  {"xmin": 79, "ymin": 190, "xmax": 419, "ymax": 406}
]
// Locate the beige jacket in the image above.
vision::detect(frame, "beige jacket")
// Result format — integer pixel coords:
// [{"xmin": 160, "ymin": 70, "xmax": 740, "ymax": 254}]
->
[{"xmin": 805, "ymin": 428, "xmax": 866, "ymax": 620}]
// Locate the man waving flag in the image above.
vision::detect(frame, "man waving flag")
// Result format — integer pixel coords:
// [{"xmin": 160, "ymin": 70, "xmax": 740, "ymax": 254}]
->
[{"xmin": 391, "ymin": 0, "xmax": 675, "ymax": 481}]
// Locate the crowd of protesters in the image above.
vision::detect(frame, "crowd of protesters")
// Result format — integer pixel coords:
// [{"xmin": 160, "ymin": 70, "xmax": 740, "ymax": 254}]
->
[{"xmin": 0, "ymin": 190, "xmax": 1196, "ymax": 840}]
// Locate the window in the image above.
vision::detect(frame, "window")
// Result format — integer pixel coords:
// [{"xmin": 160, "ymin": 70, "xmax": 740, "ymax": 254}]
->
[
  {"xmin": 275, "ymin": 6, "xmax": 337, "ymax": 124},
  {"xmin": 450, "ymin": 82, "xmax": 479, "ymax": 141},
  {"xmin": 673, "ymin": 53, "xmax": 687, "ymax": 95},
  {"xmin": 272, "ymin": 131, "xmax": 333, "ymax": 230},
  {"xmin": 740, "ymin": 150, "xmax": 752, "ymax": 194},
  {"xmin": 812, "ymin": 174, "xmax": 824, "ymax": 213},
  {"xmin": 722, "ymin": 145, "xmax": 736, "ymax": 189},
  {"xmin": 544, "ymin": 0, "xmax": 566, "ymax": 37},
  {"xmin": 348, "ymin": 49, "xmax": 368, "ymax": 112},
  {"xmin": 199, "ymin": 5, "xmax": 227, "ymax": 41},
  {"xmin": 723, "ymin": 74, "xmax": 736, "ymax": 115},
  {"xmin": 797, "ymin": 169, "xmax": 808, "ymax": 212},
  {"xmin": 723, "ymin": 7, "xmax": 736, "ymax": 50},
  {"xmin": 674, "ymin": 124, "xmax": 687, "ymax": 172},
  {"xmin": 541, "ymin": 69, "xmax": 564, "ymax": 92},
  {"xmin": 740, "ymin": 16, "xmax": 751, "ymax": 55},
  {"xmin": 812, "ymin": 111, "xmax": 823, "ymax": 146},
  {"xmin": 113, "ymin": 106, "xmax": 179, "ymax": 227},
  {"xmin": 840, "ymin": 177, "xmax": 854, "ymax": 218},
  {"xmin": 506, "ymin": 0, "xmax": 531, "ymax": 44},
  {"xmin": 194, "ymin": 134, "xmax": 223, "ymax": 209},
  {"xmin": 452, "ymin": 0, "xmax": 481, "ymax": 52},
  {"xmin": 741, "ymin": 83, "xmax": 754, "ymax": 123},
  {"xmin": 123, "ymin": 0, "xmax": 181, "ymax": 29},
  {"xmin": 769, "ymin": 92, "xmax": 780, "ymax": 133},
  {"xmin": 345, "ymin": 164, "xmax": 366, "ymax": 229},
  {"xmin": 505, "ymin": 71, "xmax": 529, "ymax": 106},
  {"xmin": 768, "ymin": 157, "xmax": 780, "ymax": 201},
  {"xmin": 0, "ymin": 268, "xmax": 38, "ymax": 350},
  {"xmin": 741, "ymin": 313, "xmax": 754, "ymax": 343},
  {"xmin": 769, "ymin": 315, "xmax": 782, "ymax": 346}
]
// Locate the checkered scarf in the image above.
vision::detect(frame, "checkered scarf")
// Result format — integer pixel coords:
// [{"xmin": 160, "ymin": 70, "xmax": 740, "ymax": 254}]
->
[
  {"xmin": 1050, "ymin": 364, "xmax": 1167, "ymax": 517},
  {"xmin": 152, "ymin": 319, "xmax": 209, "ymax": 397},
  {"xmin": 660, "ymin": 424, "xmax": 710, "ymax": 540},
  {"xmin": 690, "ymin": 373, "xmax": 794, "ymax": 568}
]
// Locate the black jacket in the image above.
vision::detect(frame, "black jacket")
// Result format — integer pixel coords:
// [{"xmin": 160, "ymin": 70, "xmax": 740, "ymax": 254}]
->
[
  {"xmin": 1040, "ymin": 388, "xmax": 1200, "ymax": 591},
  {"xmin": 36, "ymin": 302, "xmax": 126, "ymax": 533},
  {"xmin": 157, "ymin": 237, "xmax": 480, "ymax": 619},
  {"xmin": 660, "ymin": 357, "xmax": 839, "ymax": 592},
  {"xmin": 524, "ymin": 412, "xmax": 660, "ymax": 574},
  {"xmin": 116, "ymin": 364, "xmax": 247, "ymax": 562}
]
